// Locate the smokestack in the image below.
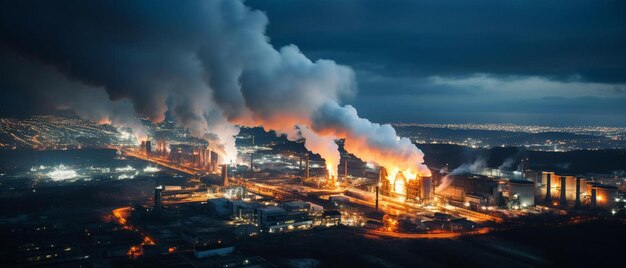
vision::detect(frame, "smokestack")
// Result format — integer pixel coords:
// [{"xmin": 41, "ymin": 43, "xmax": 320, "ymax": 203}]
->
[
  {"xmin": 305, "ymin": 154, "xmax": 310, "ymax": 179},
  {"xmin": 154, "ymin": 185, "xmax": 163, "ymax": 211},
  {"xmin": 545, "ymin": 173, "xmax": 552, "ymax": 204},
  {"xmin": 575, "ymin": 177, "xmax": 581, "ymax": 209},
  {"xmin": 560, "ymin": 176, "xmax": 567, "ymax": 207},
  {"xmin": 145, "ymin": 140, "xmax": 151, "ymax": 157},
  {"xmin": 375, "ymin": 185, "xmax": 379, "ymax": 211},
  {"xmin": 221, "ymin": 164, "xmax": 228, "ymax": 187},
  {"xmin": 376, "ymin": 167, "xmax": 382, "ymax": 211},
  {"xmin": 591, "ymin": 188, "xmax": 597, "ymax": 208}
]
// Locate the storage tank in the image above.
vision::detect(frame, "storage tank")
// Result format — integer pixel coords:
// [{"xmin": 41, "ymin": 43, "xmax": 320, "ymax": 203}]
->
[{"xmin": 508, "ymin": 179, "xmax": 535, "ymax": 207}]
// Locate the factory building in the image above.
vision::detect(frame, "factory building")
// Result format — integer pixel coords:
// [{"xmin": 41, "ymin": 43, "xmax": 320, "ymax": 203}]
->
[
  {"xmin": 154, "ymin": 140, "xmax": 169, "ymax": 157},
  {"xmin": 255, "ymin": 206, "xmax": 313, "ymax": 233},
  {"xmin": 537, "ymin": 172, "xmax": 589, "ymax": 207},
  {"xmin": 321, "ymin": 210, "xmax": 342, "ymax": 226},
  {"xmin": 165, "ymin": 143, "xmax": 219, "ymax": 172},
  {"xmin": 533, "ymin": 170, "xmax": 620, "ymax": 210},
  {"xmin": 508, "ymin": 179, "xmax": 535, "ymax": 207},
  {"xmin": 376, "ymin": 167, "xmax": 432, "ymax": 203},
  {"xmin": 591, "ymin": 184, "xmax": 619, "ymax": 210},
  {"xmin": 437, "ymin": 175, "xmax": 501, "ymax": 207}
]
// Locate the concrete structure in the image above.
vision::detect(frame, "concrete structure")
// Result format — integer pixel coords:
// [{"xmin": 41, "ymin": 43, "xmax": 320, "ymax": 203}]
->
[
  {"xmin": 559, "ymin": 176, "xmax": 567, "ymax": 207},
  {"xmin": 593, "ymin": 184, "xmax": 619, "ymax": 210},
  {"xmin": 508, "ymin": 179, "xmax": 535, "ymax": 207},
  {"xmin": 221, "ymin": 164, "xmax": 228, "ymax": 186},
  {"xmin": 284, "ymin": 201, "xmax": 310, "ymax": 213},
  {"xmin": 307, "ymin": 202, "xmax": 324, "ymax": 213},
  {"xmin": 575, "ymin": 177, "xmax": 582, "ymax": 208},
  {"xmin": 543, "ymin": 172, "xmax": 553, "ymax": 204},
  {"xmin": 590, "ymin": 188, "xmax": 597, "ymax": 208},
  {"xmin": 154, "ymin": 185, "xmax": 163, "ymax": 210},
  {"xmin": 207, "ymin": 198, "xmax": 231, "ymax": 217},
  {"xmin": 321, "ymin": 210, "xmax": 341, "ymax": 226},
  {"xmin": 437, "ymin": 175, "xmax": 500, "ymax": 205},
  {"xmin": 465, "ymin": 193, "xmax": 488, "ymax": 208},
  {"xmin": 256, "ymin": 206, "xmax": 312, "ymax": 233}
]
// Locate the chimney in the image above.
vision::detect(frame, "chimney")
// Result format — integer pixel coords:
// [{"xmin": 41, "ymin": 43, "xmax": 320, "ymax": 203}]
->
[
  {"xmin": 375, "ymin": 185, "xmax": 379, "ymax": 211},
  {"xmin": 590, "ymin": 188, "xmax": 597, "ymax": 208},
  {"xmin": 305, "ymin": 154, "xmax": 310, "ymax": 179},
  {"xmin": 544, "ymin": 173, "xmax": 552, "ymax": 204},
  {"xmin": 560, "ymin": 176, "xmax": 567, "ymax": 207},
  {"xmin": 574, "ymin": 177, "xmax": 581, "ymax": 209},
  {"xmin": 154, "ymin": 184, "xmax": 163, "ymax": 211},
  {"xmin": 376, "ymin": 167, "xmax": 383, "ymax": 211},
  {"xmin": 221, "ymin": 164, "xmax": 228, "ymax": 187}
]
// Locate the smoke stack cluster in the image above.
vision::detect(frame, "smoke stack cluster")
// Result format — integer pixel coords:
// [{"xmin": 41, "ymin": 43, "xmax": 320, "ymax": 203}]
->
[{"xmin": 0, "ymin": 0, "xmax": 429, "ymax": 175}]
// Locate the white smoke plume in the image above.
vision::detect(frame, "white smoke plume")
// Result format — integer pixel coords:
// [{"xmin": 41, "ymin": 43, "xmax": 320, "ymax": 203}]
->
[
  {"xmin": 436, "ymin": 157, "xmax": 486, "ymax": 192},
  {"xmin": 498, "ymin": 157, "xmax": 516, "ymax": 170},
  {"xmin": 0, "ymin": 0, "xmax": 429, "ymax": 174}
]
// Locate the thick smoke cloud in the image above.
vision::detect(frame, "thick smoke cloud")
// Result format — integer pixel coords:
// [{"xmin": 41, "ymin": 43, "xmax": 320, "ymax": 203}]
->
[
  {"xmin": 0, "ymin": 44, "xmax": 147, "ymax": 138},
  {"xmin": 436, "ymin": 157, "xmax": 487, "ymax": 192},
  {"xmin": 0, "ymin": 0, "xmax": 429, "ymax": 174}
]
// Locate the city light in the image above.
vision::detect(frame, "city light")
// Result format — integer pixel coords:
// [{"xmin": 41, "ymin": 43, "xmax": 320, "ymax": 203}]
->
[{"xmin": 46, "ymin": 165, "xmax": 78, "ymax": 181}]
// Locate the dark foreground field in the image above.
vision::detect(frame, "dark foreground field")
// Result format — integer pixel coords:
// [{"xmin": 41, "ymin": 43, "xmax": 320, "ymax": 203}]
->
[{"xmin": 237, "ymin": 220, "xmax": 626, "ymax": 268}]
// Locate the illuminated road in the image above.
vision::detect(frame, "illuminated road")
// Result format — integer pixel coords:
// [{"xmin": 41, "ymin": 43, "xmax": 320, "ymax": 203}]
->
[
  {"xmin": 115, "ymin": 147, "xmax": 206, "ymax": 175},
  {"xmin": 111, "ymin": 207, "xmax": 156, "ymax": 258},
  {"xmin": 361, "ymin": 227, "xmax": 490, "ymax": 239}
]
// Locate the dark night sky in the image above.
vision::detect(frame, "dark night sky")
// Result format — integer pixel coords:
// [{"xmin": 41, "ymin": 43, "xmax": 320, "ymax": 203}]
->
[
  {"xmin": 246, "ymin": 0, "xmax": 626, "ymax": 126},
  {"xmin": 1, "ymin": 0, "xmax": 626, "ymax": 126}
]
